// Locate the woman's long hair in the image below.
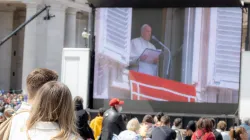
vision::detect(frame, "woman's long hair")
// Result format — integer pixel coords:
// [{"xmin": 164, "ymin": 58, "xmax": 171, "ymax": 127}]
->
[
  {"xmin": 196, "ymin": 118, "xmax": 213, "ymax": 132},
  {"xmin": 229, "ymin": 127, "xmax": 246, "ymax": 140},
  {"xmin": 26, "ymin": 81, "xmax": 79, "ymax": 139}
]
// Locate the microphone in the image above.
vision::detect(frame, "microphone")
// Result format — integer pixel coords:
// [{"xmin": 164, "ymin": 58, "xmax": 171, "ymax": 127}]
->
[
  {"xmin": 152, "ymin": 35, "xmax": 159, "ymax": 42},
  {"xmin": 151, "ymin": 35, "xmax": 171, "ymax": 78}
]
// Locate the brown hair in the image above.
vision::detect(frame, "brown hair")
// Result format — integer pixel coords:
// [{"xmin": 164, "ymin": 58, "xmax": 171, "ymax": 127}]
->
[
  {"xmin": 26, "ymin": 81, "xmax": 78, "ymax": 139},
  {"xmin": 142, "ymin": 115, "xmax": 153, "ymax": 124},
  {"xmin": 26, "ymin": 68, "xmax": 58, "ymax": 99},
  {"xmin": 196, "ymin": 118, "xmax": 213, "ymax": 132},
  {"xmin": 229, "ymin": 127, "xmax": 246, "ymax": 140},
  {"xmin": 217, "ymin": 121, "xmax": 227, "ymax": 131},
  {"xmin": 74, "ymin": 96, "xmax": 83, "ymax": 104},
  {"xmin": 174, "ymin": 118, "xmax": 182, "ymax": 128},
  {"xmin": 160, "ymin": 115, "xmax": 170, "ymax": 126}
]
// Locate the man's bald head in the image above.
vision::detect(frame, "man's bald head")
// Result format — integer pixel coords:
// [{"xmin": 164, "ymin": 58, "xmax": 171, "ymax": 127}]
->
[{"xmin": 141, "ymin": 24, "xmax": 152, "ymax": 41}]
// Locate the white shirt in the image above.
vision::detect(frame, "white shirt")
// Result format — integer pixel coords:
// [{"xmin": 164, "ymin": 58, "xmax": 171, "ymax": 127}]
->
[
  {"xmin": 118, "ymin": 130, "xmax": 138, "ymax": 140},
  {"xmin": 130, "ymin": 37, "xmax": 157, "ymax": 76},
  {"xmin": 172, "ymin": 126, "xmax": 183, "ymax": 140},
  {"xmin": 12, "ymin": 121, "xmax": 82, "ymax": 140},
  {"xmin": 9, "ymin": 102, "xmax": 82, "ymax": 140},
  {"xmin": 9, "ymin": 102, "xmax": 31, "ymax": 140},
  {"xmin": 216, "ymin": 129, "xmax": 230, "ymax": 140}
]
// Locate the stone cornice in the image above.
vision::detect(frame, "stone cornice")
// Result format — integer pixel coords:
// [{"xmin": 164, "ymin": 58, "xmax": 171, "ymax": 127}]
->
[
  {"xmin": 54, "ymin": 0, "xmax": 90, "ymax": 12},
  {"xmin": 66, "ymin": 7, "xmax": 78, "ymax": 14}
]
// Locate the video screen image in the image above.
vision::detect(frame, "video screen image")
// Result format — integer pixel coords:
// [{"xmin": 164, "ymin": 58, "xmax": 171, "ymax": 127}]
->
[{"xmin": 93, "ymin": 8, "xmax": 242, "ymax": 103}]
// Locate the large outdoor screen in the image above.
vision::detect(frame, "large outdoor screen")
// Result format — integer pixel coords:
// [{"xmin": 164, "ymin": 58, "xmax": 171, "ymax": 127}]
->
[{"xmin": 93, "ymin": 8, "xmax": 242, "ymax": 104}]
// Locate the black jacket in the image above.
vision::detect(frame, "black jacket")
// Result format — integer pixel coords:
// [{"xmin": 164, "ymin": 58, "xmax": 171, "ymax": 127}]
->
[
  {"xmin": 152, "ymin": 126, "xmax": 176, "ymax": 140},
  {"xmin": 75, "ymin": 102, "xmax": 94, "ymax": 139},
  {"xmin": 213, "ymin": 129, "xmax": 223, "ymax": 140},
  {"xmin": 99, "ymin": 107, "xmax": 126, "ymax": 140}
]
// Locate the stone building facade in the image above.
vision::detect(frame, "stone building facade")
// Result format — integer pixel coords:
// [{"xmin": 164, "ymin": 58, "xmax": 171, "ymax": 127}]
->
[{"xmin": 0, "ymin": 0, "xmax": 90, "ymax": 92}]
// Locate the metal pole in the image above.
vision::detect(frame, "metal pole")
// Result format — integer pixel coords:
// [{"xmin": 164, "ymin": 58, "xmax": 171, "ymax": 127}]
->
[
  {"xmin": 88, "ymin": 6, "xmax": 96, "ymax": 109},
  {"xmin": 0, "ymin": 5, "xmax": 50, "ymax": 46}
]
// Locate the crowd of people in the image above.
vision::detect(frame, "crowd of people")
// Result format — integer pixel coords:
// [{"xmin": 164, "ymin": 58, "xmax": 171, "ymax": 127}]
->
[
  {"xmin": 0, "ymin": 68, "xmax": 250, "ymax": 140},
  {"xmin": 92, "ymin": 100, "xmax": 250, "ymax": 140},
  {"xmin": 0, "ymin": 92, "xmax": 26, "ymax": 123}
]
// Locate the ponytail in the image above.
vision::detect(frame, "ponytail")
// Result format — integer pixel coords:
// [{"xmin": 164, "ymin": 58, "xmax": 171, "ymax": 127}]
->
[
  {"xmin": 229, "ymin": 128, "xmax": 236, "ymax": 140},
  {"xmin": 229, "ymin": 127, "xmax": 242, "ymax": 140}
]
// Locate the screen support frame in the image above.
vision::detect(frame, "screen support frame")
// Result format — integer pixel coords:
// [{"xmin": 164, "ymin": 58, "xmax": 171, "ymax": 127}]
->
[{"xmin": 88, "ymin": 4, "xmax": 96, "ymax": 109}]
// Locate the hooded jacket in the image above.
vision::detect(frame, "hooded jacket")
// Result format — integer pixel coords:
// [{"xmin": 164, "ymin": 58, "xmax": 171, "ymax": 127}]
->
[{"xmin": 90, "ymin": 116, "xmax": 103, "ymax": 140}]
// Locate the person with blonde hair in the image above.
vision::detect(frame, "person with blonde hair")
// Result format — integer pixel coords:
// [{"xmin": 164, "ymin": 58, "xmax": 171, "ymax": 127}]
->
[
  {"xmin": 118, "ymin": 118, "xmax": 141, "ymax": 140},
  {"xmin": 229, "ymin": 127, "xmax": 248, "ymax": 140},
  {"xmin": 11, "ymin": 81, "xmax": 82, "ymax": 140},
  {"xmin": 8, "ymin": 68, "xmax": 58, "ymax": 140},
  {"xmin": 216, "ymin": 121, "xmax": 230, "ymax": 140}
]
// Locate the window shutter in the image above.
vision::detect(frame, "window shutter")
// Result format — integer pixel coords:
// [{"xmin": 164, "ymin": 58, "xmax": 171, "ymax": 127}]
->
[
  {"xmin": 95, "ymin": 8, "xmax": 132, "ymax": 66},
  {"xmin": 211, "ymin": 8, "xmax": 242, "ymax": 90}
]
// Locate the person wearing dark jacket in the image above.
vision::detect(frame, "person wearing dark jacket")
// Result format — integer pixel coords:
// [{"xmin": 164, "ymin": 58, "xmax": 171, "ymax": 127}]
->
[
  {"xmin": 184, "ymin": 120, "xmax": 196, "ymax": 140},
  {"xmin": 99, "ymin": 98, "xmax": 126, "ymax": 140},
  {"xmin": 210, "ymin": 118, "xmax": 223, "ymax": 140},
  {"xmin": 152, "ymin": 115, "xmax": 176, "ymax": 140},
  {"xmin": 74, "ymin": 96, "xmax": 94, "ymax": 140}
]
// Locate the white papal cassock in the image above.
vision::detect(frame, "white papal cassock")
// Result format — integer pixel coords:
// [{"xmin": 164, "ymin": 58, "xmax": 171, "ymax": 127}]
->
[{"xmin": 129, "ymin": 37, "xmax": 158, "ymax": 76}]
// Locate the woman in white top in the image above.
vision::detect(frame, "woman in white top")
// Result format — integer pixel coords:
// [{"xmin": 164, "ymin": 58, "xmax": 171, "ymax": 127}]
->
[
  {"xmin": 216, "ymin": 121, "xmax": 230, "ymax": 140},
  {"xmin": 118, "ymin": 118, "xmax": 141, "ymax": 140},
  {"xmin": 24, "ymin": 81, "xmax": 82, "ymax": 140}
]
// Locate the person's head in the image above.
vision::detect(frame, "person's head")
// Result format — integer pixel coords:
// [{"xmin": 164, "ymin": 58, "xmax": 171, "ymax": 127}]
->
[
  {"xmin": 74, "ymin": 96, "xmax": 83, "ymax": 104},
  {"xmin": 186, "ymin": 120, "xmax": 196, "ymax": 132},
  {"xmin": 109, "ymin": 98, "xmax": 124, "ymax": 113},
  {"xmin": 26, "ymin": 81, "xmax": 78, "ymax": 139},
  {"xmin": 98, "ymin": 108, "xmax": 105, "ymax": 117},
  {"xmin": 154, "ymin": 112, "xmax": 164, "ymax": 124},
  {"xmin": 174, "ymin": 118, "xmax": 182, "ymax": 129},
  {"xmin": 186, "ymin": 120, "xmax": 196, "ymax": 136},
  {"xmin": 196, "ymin": 118, "xmax": 213, "ymax": 132},
  {"xmin": 217, "ymin": 121, "xmax": 227, "ymax": 131},
  {"xmin": 4, "ymin": 108, "xmax": 15, "ymax": 119},
  {"xmin": 142, "ymin": 115, "xmax": 153, "ymax": 124},
  {"xmin": 126, "ymin": 118, "xmax": 140, "ymax": 132},
  {"xmin": 141, "ymin": 24, "xmax": 152, "ymax": 41},
  {"xmin": 26, "ymin": 68, "xmax": 58, "ymax": 101},
  {"xmin": 241, "ymin": 118, "xmax": 250, "ymax": 126},
  {"xmin": 160, "ymin": 115, "xmax": 170, "ymax": 127},
  {"xmin": 229, "ymin": 127, "xmax": 248, "ymax": 140},
  {"xmin": 74, "ymin": 96, "xmax": 84, "ymax": 110},
  {"xmin": 210, "ymin": 118, "xmax": 216, "ymax": 129}
]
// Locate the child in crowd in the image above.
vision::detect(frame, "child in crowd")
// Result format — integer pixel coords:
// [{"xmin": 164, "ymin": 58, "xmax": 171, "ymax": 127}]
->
[{"xmin": 90, "ymin": 108, "xmax": 105, "ymax": 140}]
